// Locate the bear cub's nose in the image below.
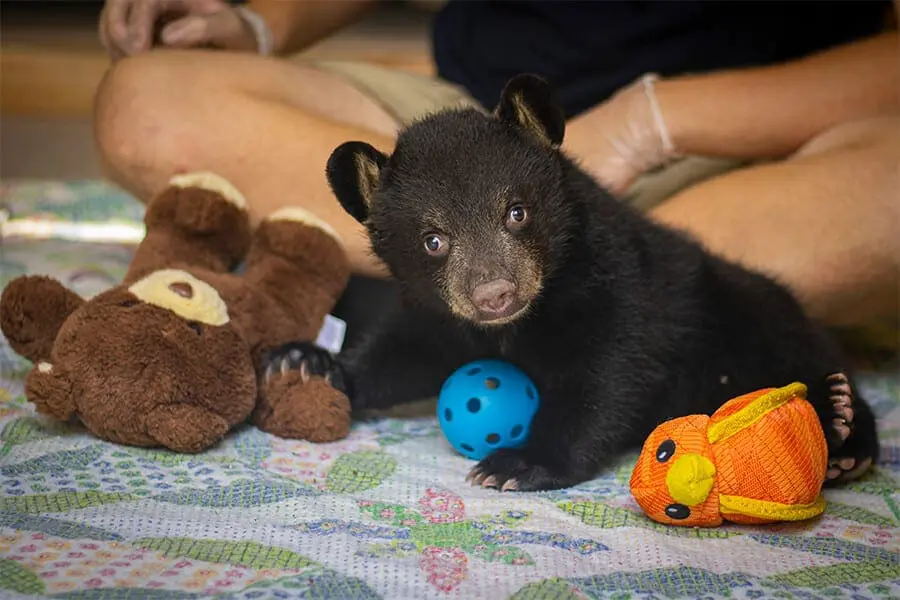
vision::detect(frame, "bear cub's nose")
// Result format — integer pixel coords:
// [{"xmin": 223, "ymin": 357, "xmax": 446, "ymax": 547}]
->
[{"xmin": 472, "ymin": 279, "xmax": 517, "ymax": 315}]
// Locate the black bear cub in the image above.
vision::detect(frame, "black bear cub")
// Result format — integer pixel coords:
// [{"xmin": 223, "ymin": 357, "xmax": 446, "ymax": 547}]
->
[{"xmin": 266, "ymin": 74, "xmax": 879, "ymax": 492}]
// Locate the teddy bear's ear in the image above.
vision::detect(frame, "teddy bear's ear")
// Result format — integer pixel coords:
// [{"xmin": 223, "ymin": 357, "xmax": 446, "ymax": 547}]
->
[
  {"xmin": 0, "ymin": 275, "xmax": 85, "ymax": 363},
  {"xmin": 494, "ymin": 74, "xmax": 566, "ymax": 149},
  {"xmin": 325, "ymin": 141, "xmax": 389, "ymax": 224}
]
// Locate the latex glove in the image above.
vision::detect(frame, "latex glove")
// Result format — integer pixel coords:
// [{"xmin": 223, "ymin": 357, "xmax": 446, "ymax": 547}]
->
[
  {"xmin": 566, "ymin": 74, "xmax": 679, "ymax": 196},
  {"xmin": 98, "ymin": 0, "xmax": 269, "ymax": 61}
]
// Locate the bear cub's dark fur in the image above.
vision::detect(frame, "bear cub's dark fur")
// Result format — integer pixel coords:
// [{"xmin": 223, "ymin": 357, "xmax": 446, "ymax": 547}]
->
[{"xmin": 267, "ymin": 74, "xmax": 879, "ymax": 492}]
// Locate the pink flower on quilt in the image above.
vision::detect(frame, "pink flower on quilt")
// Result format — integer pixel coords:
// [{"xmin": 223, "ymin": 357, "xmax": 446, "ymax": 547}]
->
[
  {"xmin": 20, "ymin": 545, "xmax": 37, "ymax": 553},
  {"xmin": 379, "ymin": 508, "xmax": 397, "ymax": 520},
  {"xmin": 175, "ymin": 561, "xmax": 193, "ymax": 568},
  {"xmin": 100, "ymin": 568, "xmax": 116, "ymax": 576},
  {"xmin": 418, "ymin": 488, "xmax": 465, "ymax": 524},
  {"xmin": 111, "ymin": 561, "xmax": 131, "ymax": 567},
  {"xmin": 147, "ymin": 581, "xmax": 166, "ymax": 588},
  {"xmin": 31, "ymin": 533, "xmax": 46, "ymax": 540},
  {"xmin": 419, "ymin": 546, "xmax": 468, "ymax": 592},
  {"xmin": 84, "ymin": 578, "xmax": 103, "ymax": 588},
  {"xmin": 66, "ymin": 552, "xmax": 84, "ymax": 558}
]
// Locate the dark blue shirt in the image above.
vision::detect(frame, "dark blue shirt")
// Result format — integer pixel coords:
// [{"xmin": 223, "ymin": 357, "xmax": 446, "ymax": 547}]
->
[{"xmin": 432, "ymin": 0, "xmax": 891, "ymax": 118}]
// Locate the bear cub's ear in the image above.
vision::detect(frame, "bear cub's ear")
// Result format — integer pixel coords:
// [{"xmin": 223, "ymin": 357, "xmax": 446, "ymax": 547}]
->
[
  {"xmin": 494, "ymin": 74, "xmax": 566, "ymax": 148},
  {"xmin": 326, "ymin": 141, "xmax": 389, "ymax": 224}
]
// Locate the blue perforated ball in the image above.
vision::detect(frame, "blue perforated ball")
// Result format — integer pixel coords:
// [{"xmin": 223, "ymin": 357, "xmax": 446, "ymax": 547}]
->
[{"xmin": 437, "ymin": 359, "xmax": 540, "ymax": 461}]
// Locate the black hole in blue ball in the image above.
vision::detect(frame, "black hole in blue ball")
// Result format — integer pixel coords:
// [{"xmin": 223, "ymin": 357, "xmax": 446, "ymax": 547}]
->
[
  {"xmin": 467, "ymin": 398, "xmax": 481, "ymax": 413},
  {"xmin": 485, "ymin": 377, "xmax": 500, "ymax": 390},
  {"xmin": 486, "ymin": 433, "xmax": 500, "ymax": 445},
  {"xmin": 460, "ymin": 443, "xmax": 474, "ymax": 452},
  {"xmin": 467, "ymin": 367, "xmax": 482, "ymax": 376},
  {"xmin": 444, "ymin": 408, "xmax": 453, "ymax": 422},
  {"xmin": 510, "ymin": 424, "xmax": 523, "ymax": 439},
  {"xmin": 526, "ymin": 386, "xmax": 535, "ymax": 400}
]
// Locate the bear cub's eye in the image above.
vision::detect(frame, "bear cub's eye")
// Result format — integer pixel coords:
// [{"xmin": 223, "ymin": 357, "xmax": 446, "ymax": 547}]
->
[
  {"xmin": 423, "ymin": 233, "xmax": 448, "ymax": 257},
  {"xmin": 506, "ymin": 205, "xmax": 528, "ymax": 230}
]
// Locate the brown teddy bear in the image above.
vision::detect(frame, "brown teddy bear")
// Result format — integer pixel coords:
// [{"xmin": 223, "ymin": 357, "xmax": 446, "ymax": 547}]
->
[{"xmin": 0, "ymin": 172, "xmax": 353, "ymax": 452}]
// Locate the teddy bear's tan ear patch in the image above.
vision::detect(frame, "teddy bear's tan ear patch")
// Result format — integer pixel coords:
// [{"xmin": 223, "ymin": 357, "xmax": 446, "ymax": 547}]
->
[
  {"xmin": 168, "ymin": 172, "xmax": 247, "ymax": 209},
  {"xmin": 128, "ymin": 269, "xmax": 230, "ymax": 326}
]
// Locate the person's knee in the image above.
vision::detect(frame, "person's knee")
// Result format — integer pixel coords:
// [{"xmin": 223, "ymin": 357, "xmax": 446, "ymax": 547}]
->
[{"xmin": 93, "ymin": 51, "xmax": 195, "ymax": 176}]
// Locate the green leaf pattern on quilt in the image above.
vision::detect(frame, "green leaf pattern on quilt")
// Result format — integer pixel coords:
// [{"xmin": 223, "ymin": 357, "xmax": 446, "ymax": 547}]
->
[
  {"xmin": 0, "ymin": 559, "xmax": 45, "ymax": 595},
  {"xmin": 1, "ymin": 491, "xmax": 135, "ymax": 514},
  {"xmin": 134, "ymin": 537, "xmax": 318, "ymax": 570},
  {"xmin": 326, "ymin": 450, "xmax": 397, "ymax": 493}
]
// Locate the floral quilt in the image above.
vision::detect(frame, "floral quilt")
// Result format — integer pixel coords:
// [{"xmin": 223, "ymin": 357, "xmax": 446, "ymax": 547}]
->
[{"xmin": 1, "ymin": 180, "xmax": 898, "ymax": 600}]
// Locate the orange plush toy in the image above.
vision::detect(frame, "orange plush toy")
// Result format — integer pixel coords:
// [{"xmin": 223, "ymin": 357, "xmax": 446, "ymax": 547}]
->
[{"xmin": 630, "ymin": 382, "xmax": 828, "ymax": 527}]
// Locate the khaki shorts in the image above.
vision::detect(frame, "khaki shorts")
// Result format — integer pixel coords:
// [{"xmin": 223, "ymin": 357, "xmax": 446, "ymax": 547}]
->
[{"xmin": 308, "ymin": 59, "xmax": 747, "ymax": 211}]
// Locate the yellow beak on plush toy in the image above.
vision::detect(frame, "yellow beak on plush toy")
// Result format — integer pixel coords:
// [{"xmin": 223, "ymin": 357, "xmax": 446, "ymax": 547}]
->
[{"xmin": 665, "ymin": 453, "xmax": 717, "ymax": 506}]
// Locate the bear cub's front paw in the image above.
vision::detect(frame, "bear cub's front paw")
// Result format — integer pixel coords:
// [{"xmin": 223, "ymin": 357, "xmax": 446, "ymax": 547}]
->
[
  {"xmin": 262, "ymin": 341, "xmax": 347, "ymax": 394},
  {"xmin": 466, "ymin": 448, "xmax": 582, "ymax": 493}
]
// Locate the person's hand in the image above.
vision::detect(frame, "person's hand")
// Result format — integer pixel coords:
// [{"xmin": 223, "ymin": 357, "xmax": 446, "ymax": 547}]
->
[
  {"xmin": 99, "ymin": 0, "xmax": 263, "ymax": 61},
  {"xmin": 565, "ymin": 74, "xmax": 679, "ymax": 196}
]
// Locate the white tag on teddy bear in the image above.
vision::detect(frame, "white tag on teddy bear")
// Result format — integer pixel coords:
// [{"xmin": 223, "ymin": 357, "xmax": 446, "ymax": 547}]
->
[{"xmin": 315, "ymin": 314, "xmax": 347, "ymax": 354}]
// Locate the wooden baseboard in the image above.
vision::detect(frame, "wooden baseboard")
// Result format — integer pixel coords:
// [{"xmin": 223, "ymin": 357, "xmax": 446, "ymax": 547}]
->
[{"xmin": 1, "ymin": 45, "xmax": 434, "ymax": 119}]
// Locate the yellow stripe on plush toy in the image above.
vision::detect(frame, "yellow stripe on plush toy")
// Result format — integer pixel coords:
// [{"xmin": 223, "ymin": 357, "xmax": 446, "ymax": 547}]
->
[
  {"xmin": 707, "ymin": 382, "xmax": 808, "ymax": 444},
  {"xmin": 128, "ymin": 269, "xmax": 230, "ymax": 326},
  {"xmin": 719, "ymin": 493, "xmax": 826, "ymax": 521}
]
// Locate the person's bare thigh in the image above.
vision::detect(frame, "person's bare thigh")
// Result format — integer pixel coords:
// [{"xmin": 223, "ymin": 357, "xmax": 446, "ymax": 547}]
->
[
  {"xmin": 93, "ymin": 50, "xmax": 408, "ymax": 276},
  {"xmin": 650, "ymin": 114, "xmax": 900, "ymax": 327}
]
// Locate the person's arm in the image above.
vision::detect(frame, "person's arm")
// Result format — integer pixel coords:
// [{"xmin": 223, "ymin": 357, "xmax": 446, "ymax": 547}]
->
[
  {"xmin": 246, "ymin": 0, "xmax": 381, "ymax": 56},
  {"xmin": 564, "ymin": 30, "xmax": 899, "ymax": 194},
  {"xmin": 656, "ymin": 31, "xmax": 899, "ymax": 159}
]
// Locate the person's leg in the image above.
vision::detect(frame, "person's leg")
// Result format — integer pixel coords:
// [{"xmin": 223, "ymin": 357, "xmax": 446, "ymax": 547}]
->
[
  {"xmin": 92, "ymin": 49, "xmax": 473, "ymax": 278},
  {"xmin": 645, "ymin": 115, "xmax": 900, "ymax": 329}
]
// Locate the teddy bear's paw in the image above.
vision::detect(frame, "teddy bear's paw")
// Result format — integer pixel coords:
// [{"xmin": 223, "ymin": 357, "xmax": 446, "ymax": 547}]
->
[
  {"xmin": 144, "ymin": 172, "xmax": 250, "ymax": 239},
  {"xmin": 145, "ymin": 404, "xmax": 230, "ymax": 453},
  {"xmin": 262, "ymin": 341, "xmax": 348, "ymax": 395},
  {"xmin": 169, "ymin": 172, "xmax": 247, "ymax": 209},
  {"xmin": 266, "ymin": 207, "xmax": 341, "ymax": 243}
]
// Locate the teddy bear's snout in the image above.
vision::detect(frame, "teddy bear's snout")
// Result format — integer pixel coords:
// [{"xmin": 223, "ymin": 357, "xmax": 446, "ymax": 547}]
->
[{"xmin": 168, "ymin": 281, "xmax": 194, "ymax": 299}]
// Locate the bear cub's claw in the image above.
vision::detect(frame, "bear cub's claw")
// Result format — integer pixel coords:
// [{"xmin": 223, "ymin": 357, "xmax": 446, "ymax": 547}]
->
[
  {"xmin": 263, "ymin": 341, "xmax": 347, "ymax": 394},
  {"xmin": 824, "ymin": 372, "xmax": 875, "ymax": 483}
]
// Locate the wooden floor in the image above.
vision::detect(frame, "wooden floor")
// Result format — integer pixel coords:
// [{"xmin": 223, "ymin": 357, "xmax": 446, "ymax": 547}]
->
[{"xmin": 0, "ymin": 0, "xmax": 435, "ymax": 180}]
